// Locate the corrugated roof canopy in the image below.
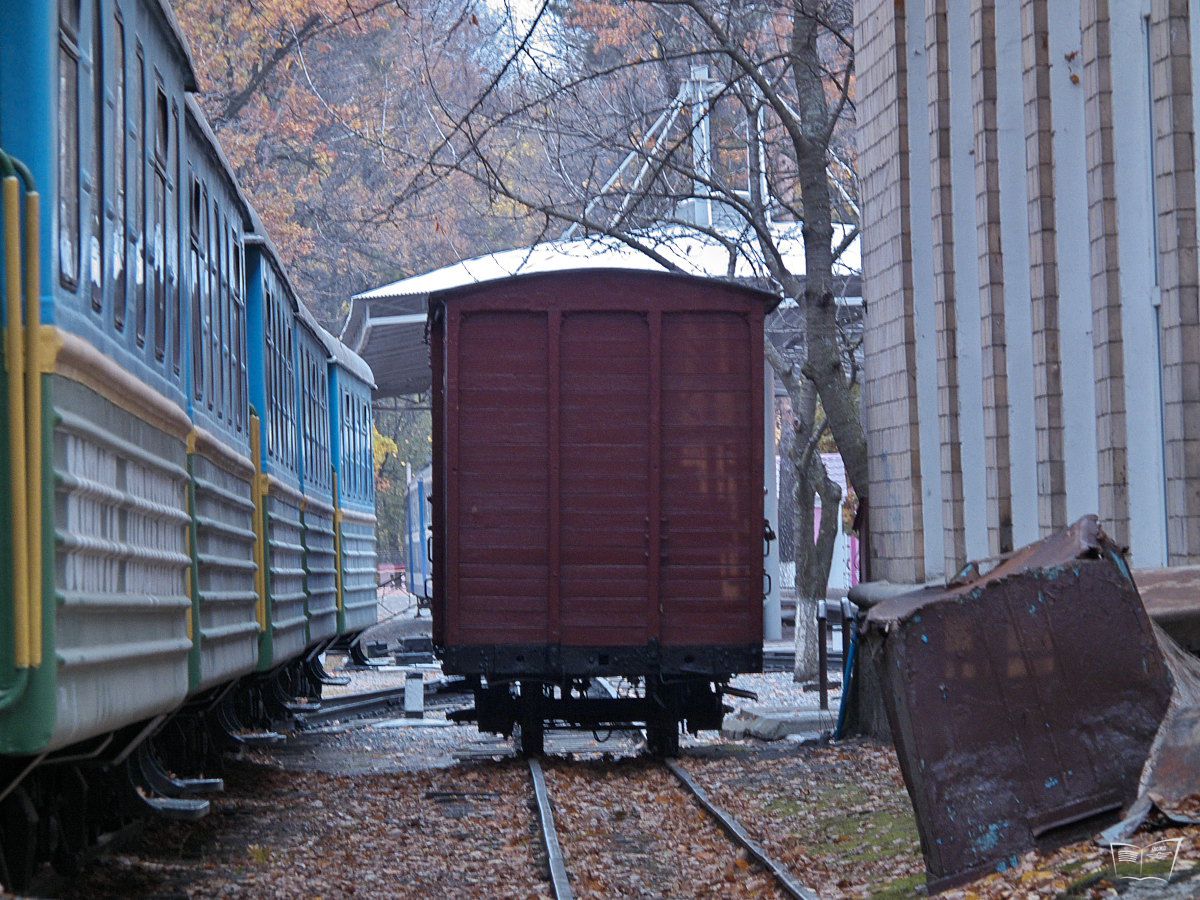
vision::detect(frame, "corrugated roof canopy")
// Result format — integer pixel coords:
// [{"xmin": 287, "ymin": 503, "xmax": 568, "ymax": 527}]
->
[{"xmin": 343, "ymin": 224, "xmax": 861, "ymax": 399}]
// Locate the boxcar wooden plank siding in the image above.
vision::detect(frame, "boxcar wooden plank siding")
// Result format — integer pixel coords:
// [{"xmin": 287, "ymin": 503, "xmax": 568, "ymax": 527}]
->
[
  {"xmin": 661, "ymin": 312, "xmax": 757, "ymax": 647},
  {"xmin": 456, "ymin": 310, "xmax": 551, "ymax": 645},
  {"xmin": 431, "ymin": 269, "xmax": 774, "ymax": 679},
  {"xmin": 561, "ymin": 311, "xmax": 651, "ymax": 647}
]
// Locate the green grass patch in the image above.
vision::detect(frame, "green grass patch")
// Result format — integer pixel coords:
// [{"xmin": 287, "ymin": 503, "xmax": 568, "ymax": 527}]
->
[{"xmin": 871, "ymin": 872, "xmax": 925, "ymax": 899}]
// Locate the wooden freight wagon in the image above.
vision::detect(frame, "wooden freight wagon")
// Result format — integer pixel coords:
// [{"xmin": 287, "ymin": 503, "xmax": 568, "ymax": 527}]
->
[{"xmin": 429, "ymin": 269, "xmax": 778, "ymax": 755}]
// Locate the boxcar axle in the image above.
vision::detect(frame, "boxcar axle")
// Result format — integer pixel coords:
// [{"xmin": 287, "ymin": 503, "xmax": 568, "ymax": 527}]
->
[{"xmin": 451, "ymin": 675, "xmax": 727, "ymax": 757}]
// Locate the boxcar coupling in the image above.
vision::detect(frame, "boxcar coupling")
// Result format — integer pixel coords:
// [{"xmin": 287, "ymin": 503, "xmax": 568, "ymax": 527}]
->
[
  {"xmin": 428, "ymin": 269, "xmax": 779, "ymax": 756},
  {"xmin": 0, "ymin": 1, "xmax": 377, "ymax": 888}
]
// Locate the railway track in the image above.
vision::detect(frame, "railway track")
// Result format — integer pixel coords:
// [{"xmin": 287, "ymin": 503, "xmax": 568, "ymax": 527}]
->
[
  {"xmin": 292, "ymin": 685, "xmax": 418, "ymax": 726},
  {"xmin": 527, "ymin": 751, "xmax": 817, "ymax": 899},
  {"xmin": 294, "ymin": 676, "xmax": 474, "ymax": 727},
  {"xmin": 524, "ymin": 679, "xmax": 817, "ymax": 899}
]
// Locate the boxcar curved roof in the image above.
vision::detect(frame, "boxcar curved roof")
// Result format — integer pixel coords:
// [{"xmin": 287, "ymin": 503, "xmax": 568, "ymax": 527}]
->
[{"xmin": 346, "ymin": 267, "xmax": 779, "ymax": 399}]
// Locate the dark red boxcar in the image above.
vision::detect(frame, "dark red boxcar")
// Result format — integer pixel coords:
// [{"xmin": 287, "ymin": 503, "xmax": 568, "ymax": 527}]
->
[{"xmin": 428, "ymin": 269, "xmax": 776, "ymax": 754}]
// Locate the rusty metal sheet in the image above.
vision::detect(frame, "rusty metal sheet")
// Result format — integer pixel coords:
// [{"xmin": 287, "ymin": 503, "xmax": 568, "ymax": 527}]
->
[
  {"xmin": 1101, "ymin": 623, "xmax": 1200, "ymax": 843},
  {"xmin": 866, "ymin": 516, "xmax": 1172, "ymax": 892}
]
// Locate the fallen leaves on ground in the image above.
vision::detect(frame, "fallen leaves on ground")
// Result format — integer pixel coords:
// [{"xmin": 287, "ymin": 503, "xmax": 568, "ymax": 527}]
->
[
  {"xmin": 545, "ymin": 759, "xmax": 783, "ymax": 898},
  {"xmin": 64, "ymin": 758, "xmax": 546, "ymax": 898}
]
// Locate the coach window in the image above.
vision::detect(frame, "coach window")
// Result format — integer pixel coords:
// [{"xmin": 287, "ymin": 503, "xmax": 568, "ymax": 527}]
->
[
  {"xmin": 345, "ymin": 397, "xmax": 354, "ymax": 496},
  {"xmin": 213, "ymin": 208, "xmax": 223, "ymax": 419},
  {"xmin": 218, "ymin": 217, "xmax": 229, "ymax": 418},
  {"xmin": 232, "ymin": 239, "xmax": 244, "ymax": 431},
  {"xmin": 305, "ymin": 359, "xmax": 313, "ymax": 475},
  {"xmin": 363, "ymin": 400, "xmax": 372, "ymax": 499},
  {"xmin": 88, "ymin": 0, "xmax": 103, "ymax": 310},
  {"xmin": 200, "ymin": 184, "xmax": 211, "ymax": 404},
  {"xmin": 365, "ymin": 401, "xmax": 372, "ymax": 498},
  {"xmin": 152, "ymin": 86, "xmax": 167, "ymax": 360},
  {"xmin": 315, "ymin": 371, "xmax": 325, "ymax": 488},
  {"xmin": 190, "ymin": 176, "xmax": 202, "ymax": 398},
  {"xmin": 265, "ymin": 287, "xmax": 276, "ymax": 455},
  {"xmin": 208, "ymin": 200, "xmax": 219, "ymax": 412},
  {"xmin": 321, "ymin": 372, "xmax": 330, "ymax": 487},
  {"xmin": 170, "ymin": 105, "xmax": 181, "ymax": 373},
  {"xmin": 344, "ymin": 396, "xmax": 352, "ymax": 496},
  {"xmin": 133, "ymin": 46, "xmax": 146, "ymax": 346},
  {"xmin": 350, "ymin": 400, "xmax": 358, "ymax": 497},
  {"xmin": 112, "ymin": 14, "xmax": 126, "ymax": 326},
  {"xmin": 269, "ymin": 294, "xmax": 280, "ymax": 460},
  {"xmin": 304, "ymin": 360, "xmax": 312, "ymax": 478},
  {"xmin": 285, "ymin": 321, "xmax": 295, "ymax": 468},
  {"xmin": 353, "ymin": 400, "xmax": 360, "ymax": 497},
  {"xmin": 58, "ymin": 0, "xmax": 81, "ymax": 289}
]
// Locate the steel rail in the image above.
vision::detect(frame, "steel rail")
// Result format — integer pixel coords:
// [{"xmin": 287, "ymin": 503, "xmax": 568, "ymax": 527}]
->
[
  {"xmin": 528, "ymin": 757, "xmax": 574, "ymax": 900},
  {"xmin": 293, "ymin": 686, "xmax": 409, "ymax": 725},
  {"xmin": 664, "ymin": 759, "xmax": 818, "ymax": 900},
  {"xmin": 594, "ymin": 678, "xmax": 818, "ymax": 899}
]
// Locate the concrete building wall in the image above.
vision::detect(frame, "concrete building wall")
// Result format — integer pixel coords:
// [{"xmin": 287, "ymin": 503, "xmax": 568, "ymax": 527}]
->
[
  {"xmin": 858, "ymin": 0, "xmax": 926, "ymax": 584},
  {"xmin": 857, "ymin": 0, "xmax": 1199, "ymax": 574}
]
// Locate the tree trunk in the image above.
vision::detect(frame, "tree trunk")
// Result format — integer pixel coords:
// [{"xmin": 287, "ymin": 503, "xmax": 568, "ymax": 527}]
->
[
  {"xmin": 791, "ymin": 378, "xmax": 820, "ymax": 681},
  {"xmin": 790, "ymin": 0, "xmax": 870, "ymax": 505},
  {"xmin": 791, "ymin": 403, "xmax": 843, "ymax": 683}
]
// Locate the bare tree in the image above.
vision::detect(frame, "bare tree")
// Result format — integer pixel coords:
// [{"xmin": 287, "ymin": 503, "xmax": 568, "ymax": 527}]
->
[{"xmin": 399, "ymin": 0, "xmax": 862, "ymax": 679}]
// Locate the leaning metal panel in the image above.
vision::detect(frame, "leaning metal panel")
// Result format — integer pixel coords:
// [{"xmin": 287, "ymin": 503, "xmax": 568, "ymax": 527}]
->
[
  {"xmin": 867, "ymin": 518, "xmax": 1172, "ymax": 891},
  {"xmin": 340, "ymin": 515, "xmax": 378, "ymax": 633},
  {"xmin": 191, "ymin": 452, "xmax": 259, "ymax": 690},
  {"xmin": 51, "ymin": 377, "xmax": 191, "ymax": 750},
  {"xmin": 266, "ymin": 490, "xmax": 308, "ymax": 664},
  {"xmin": 302, "ymin": 500, "xmax": 338, "ymax": 645}
]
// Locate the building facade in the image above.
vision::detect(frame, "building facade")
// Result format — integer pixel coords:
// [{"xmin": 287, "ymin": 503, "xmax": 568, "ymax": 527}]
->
[{"xmin": 857, "ymin": 0, "xmax": 1200, "ymax": 583}]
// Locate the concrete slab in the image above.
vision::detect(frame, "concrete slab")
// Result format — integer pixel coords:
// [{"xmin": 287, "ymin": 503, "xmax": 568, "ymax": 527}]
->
[{"xmin": 721, "ymin": 707, "xmax": 838, "ymax": 741}]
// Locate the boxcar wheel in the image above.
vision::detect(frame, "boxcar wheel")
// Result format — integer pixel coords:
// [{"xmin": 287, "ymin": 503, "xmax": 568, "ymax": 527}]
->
[
  {"xmin": 646, "ymin": 721, "xmax": 680, "ymax": 758},
  {"xmin": 518, "ymin": 718, "xmax": 545, "ymax": 757}
]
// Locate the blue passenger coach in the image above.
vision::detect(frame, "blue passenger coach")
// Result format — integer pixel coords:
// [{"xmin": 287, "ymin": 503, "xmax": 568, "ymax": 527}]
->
[
  {"xmin": 245, "ymin": 229, "xmax": 309, "ymax": 669},
  {"xmin": 0, "ymin": 0, "xmax": 198, "ymax": 758},
  {"xmin": 295, "ymin": 302, "xmax": 338, "ymax": 646},
  {"xmin": 0, "ymin": 1, "xmax": 377, "ymax": 886},
  {"xmin": 329, "ymin": 339, "xmax": 378, "ymax": 635},
  {"xmin": 183, "ymin": 96, "xmax": 259, "ymax": 693}
]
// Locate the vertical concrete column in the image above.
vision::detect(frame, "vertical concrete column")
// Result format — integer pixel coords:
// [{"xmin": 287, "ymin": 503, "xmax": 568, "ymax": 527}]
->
[
  {"xmin": 1080, "ymin": 0, "xmax": 1131, "ymax": 546},
  {"xmin": 971, "ymin": 0, "xmax": 1015, "ymax": 555},
  {"xmin": 1020, "ymin": 0, "xmax": 1068, "ymax": 536},
  {"xmin": 926, "ymin": 0, "xmax": 967, "ymax": 575},
  {"xmin": 1150, "ymin": 0, "xmax": 1200, "ymax": 563},
  {"xmin": 906, "ymin": 0, "xmax": 946, "ymax": 582},
  {"xmin": 857, "ymin": 0, "xmax": 926, "ymax": 584},
  {"xmin": 763, "ymin": 361, "xmax": 782, "ymax": 642}
]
